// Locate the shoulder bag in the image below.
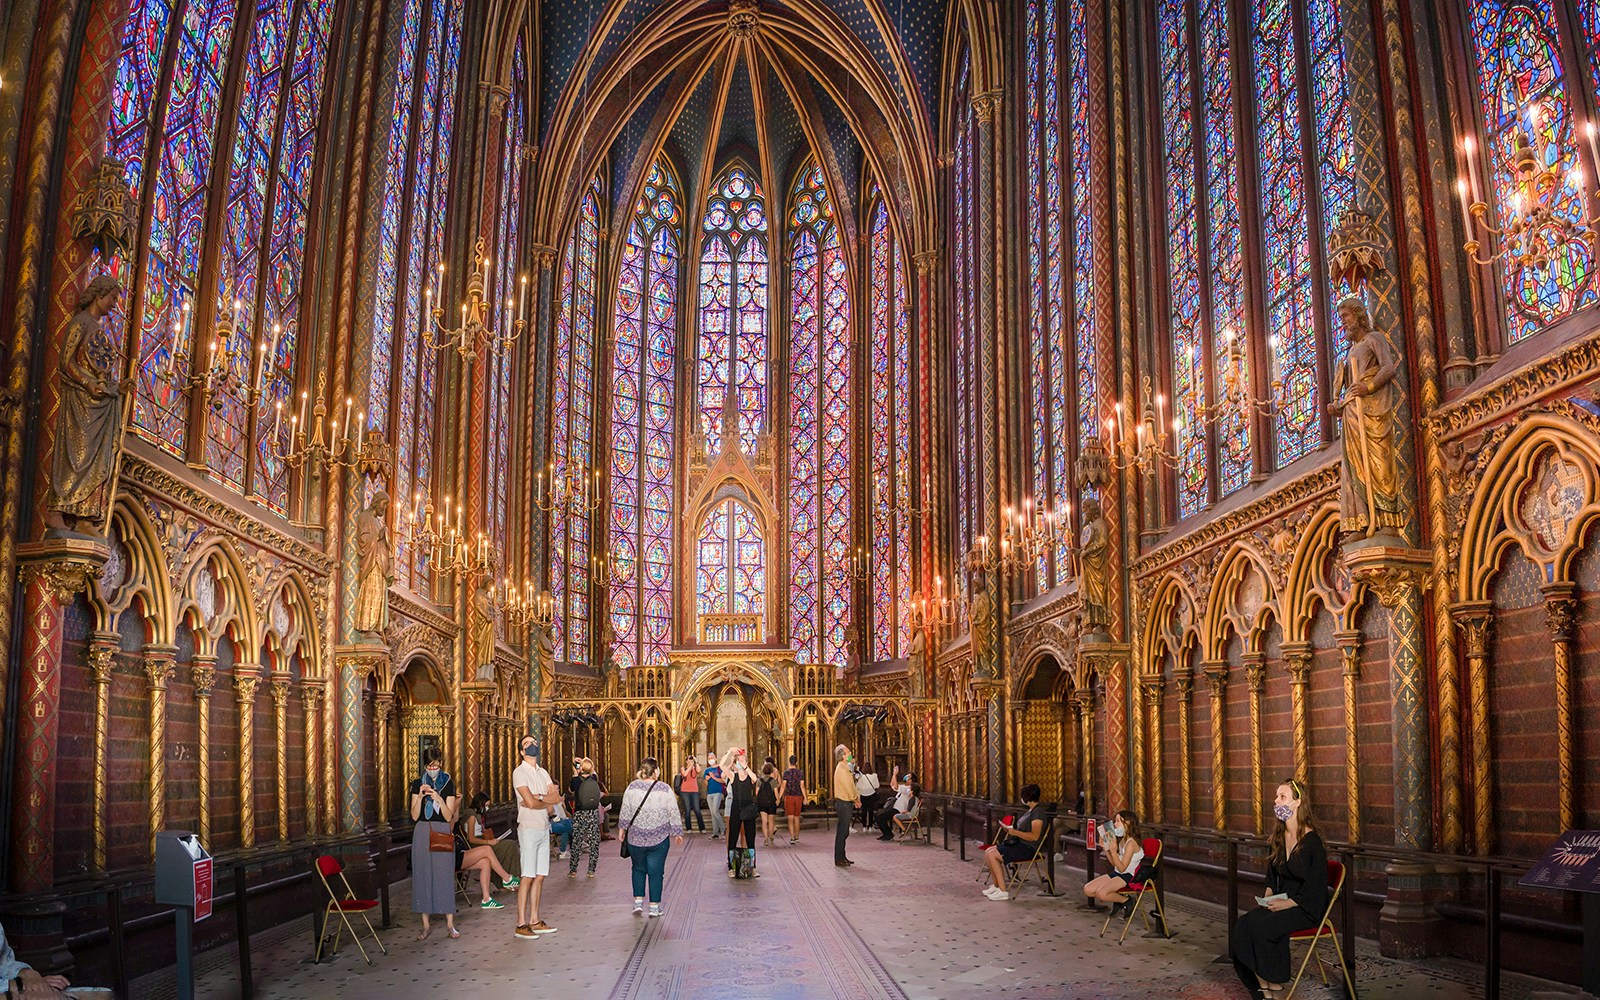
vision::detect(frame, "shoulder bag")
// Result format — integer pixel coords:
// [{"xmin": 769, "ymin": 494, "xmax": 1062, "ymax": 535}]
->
[{"xmin": 620, "ymin": 780, "xmax": 661, "ymax": 859}]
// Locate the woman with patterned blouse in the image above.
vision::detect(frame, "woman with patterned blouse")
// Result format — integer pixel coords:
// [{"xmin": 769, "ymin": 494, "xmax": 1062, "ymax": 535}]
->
[{"xmin": 618, "ymin": 758, "xmax": 685, "ymax": 917}]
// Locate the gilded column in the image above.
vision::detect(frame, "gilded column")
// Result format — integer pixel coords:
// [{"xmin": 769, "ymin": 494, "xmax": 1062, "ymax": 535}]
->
[
  {"xmin": 235, "ymin": 666, "xmax": 263, "ymax": 849},
  {"xmin": 87, "ymin": 633, "xmax": 118, "ymax": 870},
  {"xmin": 1244, "ymin": 654, "xmax": 1266, "ymax": 834},
  {"xmin": 144, "ymin": 645, "xmax": 178, "ymax": 857},
  {"xmin": 374, "ymin": 691, "xmax": 396, "ymax": 825},
  {"xmin": 298, "ymin": 680, "xmax": 322, "ymax": 837},
  {"xmin": 1142, "ymin": 677, "xmax": 1164, "ymax": 822},
  {"xmin": 464, "ymin": 686, "xmax": 488, "ymax": 797},
  {"xmin": 321, "ymin": 677, "xmax": 336, "ymax": 835},
  {"xmin": 1076, "ymin": 690, "xmax": 1097, "ymax": 815},
  {"xmin": 1544, "ymin": 585, "xmax": 1577, "ymax": 834},
  {"xmin": 11, "ymin": 544, "xmax": 105, "ymax": 891},
  {"xmin": 336, "ymin": 648, "xmax": 381, "ymax": 833},
  {"xmin": 191, "ymin": 655, "xmax": 218, "ymax": 847},
  {"xmin": 1349, "ymin": 550, "xmax": 1432, "ymax": 849},
  {"xmin": 1283, "ymin": 643, "xmax": 1313, "ymax": 780},
  {"xmin": 1176, "ymin": 670, "xmax": 1193, "ymax": 826},
  {"xmin": 1452, "ymin": 604, "xmax": 1492, "ymax": 854},
  {"xmin": 1335, "ymin": 630, "xmax": 1363, "ymax": 843},
  {"xmin": 1203, "ymin": 662, "xmax": 1227, "ymax": 831},
  {"xmin": 271, "ymin": 673, "xmax": 291, "ymax": 842}
]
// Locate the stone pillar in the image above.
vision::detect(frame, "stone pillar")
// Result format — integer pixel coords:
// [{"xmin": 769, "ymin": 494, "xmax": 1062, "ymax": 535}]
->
[
  {"xmin": 191, "ymin": 656, "xmax": 217, "ymax": 847},
  {"xmin": 1244, "ymin": 653, "xmax": 1266, "ymax": 835},
  {"xmin": 1083, "ymin": 647, "xmax": 1130, "ymax": 814},
  {"xmin": 298, "ymin": 680, "xmax": 322, "ymax": 837},
  {"xmin": 321, "ymin": 677, "xmax": 336, "ymax": 835},
  {"xmin": 336, "ymin": 643, "xmax": 387, "ymax": 833},
  {"xmin": 464, "ymin": 684, "xmax": 490, "ymax": 796},
  {"xmin": 971, "ymin": 678, "xmax": 1003, "ymax": 802},
  {"xmin": 1451, "ymin": 604, "xmax": 1491, "ymax": 854},
  {"xmin": 1283, "ymin": 643, "xmax": 1313, "ymax": 780},
  {"xmin": 1544, "ymin": 585, "xmax": 1577, "ymax": 833},
  {"xmin": 271, "ymin": 673, "xmax": 291, "ymax": 842},
  {"xmin": 1203, "ymin": 661, "xmax": 1227, "ymax": 831},
  {"xmin": 1176, "ymin": 670, "xmax": 1193, "ymax": 826},
  {"xmin": 1347, "ymin": 546, "xmax": 1432, "ymax": 850},
  {"xmin": 1335, "ymin": 630, "xmax": 1364, "ymax": 843},
  {"xmin": 11, "ymin": 540, "xmax": 107, "ymax": 890},
  {"xmin": 234, "ymin": 664, "xmax": 263, "ymax": 849},
  {"xmin": 373, "ymin": 691, "xmax": 396, "ymax": 825},
  {"xmin": 1141, "ymin": 676, "xmax": 1163, "ymax": 822},
  {"xmin": 144, "ymin": 645, "xmax": 177, "ymax": 858},
  {"xmin": 87, "ymin": 633, "xmax": 117, "ymax": 871}
]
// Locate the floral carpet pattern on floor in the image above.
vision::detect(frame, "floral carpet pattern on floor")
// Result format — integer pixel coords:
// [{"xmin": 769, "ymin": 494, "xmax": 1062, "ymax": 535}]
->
[{"xmin": 133, "ymin": 827, "xmax": 1585, "ymax": 1000}]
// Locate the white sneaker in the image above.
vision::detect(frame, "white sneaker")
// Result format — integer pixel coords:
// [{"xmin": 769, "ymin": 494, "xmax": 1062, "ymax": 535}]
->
[
  {"xmin": 983, "ymin": 886, "xmax": 1009, "ymax": 900},
  {"xmin": 633, "ymin": 898, "xmax": 644, "ymax": 915},
  {"xmin": 558, "ymin": 850, "xmax": 570, "ymax": 859},
  {"xmin": 648, "ymin": 904, "xmax": 662, "ymax": 918}
]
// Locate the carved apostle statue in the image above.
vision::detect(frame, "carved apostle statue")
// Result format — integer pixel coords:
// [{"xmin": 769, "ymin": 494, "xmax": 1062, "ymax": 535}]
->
[
  {"xmin": 1331, "ymin": 297, "xmax": 1405, "ymax": 538},
  {"xmin": 532, "ymin": 620, "xmax": 555, "ymax": 692},
  {"xmin": 1079, "ymin": 496, "xmax": 1112, "ymax": 634},
  {"xmin": 353, "ymin": 491, "xmax": 393, "ymax": 634},
  {"xmin": 907, "ymin": 626, "xmax": 927, "ymax": 699},
  {"xmin": 968, "ymin": 575, "xmax": 995, "ymax": 674},
  {"xmin": 469, "ymin": 575, "xmax": 496, "ymax": 680},
  {"xmin": 46, "ymin": 275, "xmax": 128, "ymax": 534}
]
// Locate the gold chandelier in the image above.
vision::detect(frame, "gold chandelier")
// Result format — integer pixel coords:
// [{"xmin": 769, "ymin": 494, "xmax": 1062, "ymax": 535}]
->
[
  {"xmin": 422, "ymin": 236, "xmax": 527, "ymax": 363},
  {"xmin": 1457, "ymin": 110, "xmax": 1600, "ymax": 274}
]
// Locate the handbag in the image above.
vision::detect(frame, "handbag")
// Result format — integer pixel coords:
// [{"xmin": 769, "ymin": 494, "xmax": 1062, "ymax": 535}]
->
[
  {"xmin": 620, "ymin": 779, "xmax": 661, "ymax": 859},
  {"xmin": 427, "ymin": 828, "xmax": 453, "ymax": 853}
]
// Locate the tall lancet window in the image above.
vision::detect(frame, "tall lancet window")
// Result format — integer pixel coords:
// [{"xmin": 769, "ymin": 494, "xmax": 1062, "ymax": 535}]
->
[
  {"xmin": 548, "ymin": 178, "xmax": 604, "ymax": 667},
  {"xmin": 951, "ymin": 50, "xmax": 978, "ymax": 623},
  {"xmin": 368, "ymin": 0, "xmax": 464, "ymax": 590},
  {"xmin": 787, "ymin": 162, "xmax": 852, "ymax": 670},
  {"xmin": 866, "ymin": 192, "xmax": 911, "ymax": 661},
  {"xmin": 695, "ymin": 497, "xmax": 765, "ymax": 626},
  {"xmin": 488, "ymin": 42, "xmax": 527, "ymax": 553},
  {"xmin": 609, "ymin": 161, "xmax": 681, "ymax": 671},
  {"xmin": 697, "ymin": 165, "xmax": 768, "ymax": 458}
]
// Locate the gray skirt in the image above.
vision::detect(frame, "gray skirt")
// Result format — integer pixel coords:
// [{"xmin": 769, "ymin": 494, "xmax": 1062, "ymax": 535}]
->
[{"xmin": 411, "ymin": 820, "xmax": 457, "ymax": 914}]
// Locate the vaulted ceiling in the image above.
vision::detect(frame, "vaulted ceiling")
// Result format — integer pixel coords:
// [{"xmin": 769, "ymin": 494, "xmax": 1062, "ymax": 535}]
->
[{"xmin": 526, "ymin": 0, "xmax": 947, "ymax": 256}]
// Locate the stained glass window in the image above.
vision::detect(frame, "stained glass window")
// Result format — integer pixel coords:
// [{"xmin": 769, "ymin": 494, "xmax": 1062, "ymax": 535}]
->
[
  {"xmin": 488, "ymin": 44, "xmax": 527, "ymax": 555},
  {"xmin": 1025, "ymin": 0, "xmax": 1096, "ymax": 589},
  {"xmin": 1467, "ymin": 0, "xmax": 1596, "ymax": 343},
  {"xmin": 549, "ymin": 179, "xmax": 603, "ymax": 666},
  {"xmin": 867, "ymin": 194, "xmax": 911, "ymax": 662},
  {"xmin": 694, "ymin": 496, "xmax": 765, "ymax": 625},
  {"xmin": 610, "ymin": 160, "xmax": 680, "ymax": 672},
  {"xmin": 1157, "ymin": 0, "xmax": 1363, "ymax": 516},
  {"xmin": 787, "ymin": 163, "xmax": 851, "ymax": 670},
  {"xmin": 698, "ymin": 165, "xmax": 768, "ymax": 458},
  {"xmin": 952, "ymin": 53, "xmax": 978, "ymax": 621}
]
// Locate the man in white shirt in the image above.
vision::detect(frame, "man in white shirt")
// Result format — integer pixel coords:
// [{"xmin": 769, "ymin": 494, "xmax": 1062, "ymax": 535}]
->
[
  {"xmin": 513, "ymin": 737, "xmax": 562, "ymax": 939},
  {"xmin": 876, "ymin": 771, "xmax": 916, "ymax": 840}
]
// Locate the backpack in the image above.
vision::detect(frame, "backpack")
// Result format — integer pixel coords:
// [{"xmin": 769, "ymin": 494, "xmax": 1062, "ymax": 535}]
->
[{"xmin": 577, "ymin": 775, "xmax": 602, "ymax": 810}]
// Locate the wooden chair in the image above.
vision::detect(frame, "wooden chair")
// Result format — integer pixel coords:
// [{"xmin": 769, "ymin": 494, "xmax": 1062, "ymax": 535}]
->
[
  {"xmin": 1100, "ymin": 837, "xmax": 1168, "ymax": 942},
  {"xmin": 1004, "ymin": 809, "xmax": 1058, "ymax": 895},
  {"xmin": 1286, "ymin": 859, "xmax": 1355, "ymax": 999},
  {"xmin": 894, "ymin": 799, "xmax": 923, "ymax": 842},
  {"xmin": 314, "ymin": 855, "xmax": 387, "ymax": 965}
]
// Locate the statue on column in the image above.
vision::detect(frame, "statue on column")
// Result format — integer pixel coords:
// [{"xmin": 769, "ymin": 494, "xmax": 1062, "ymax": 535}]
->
[
  {"xmin": 1332, "ymin": 297, "xmax": 1405, "ymax": 539},
  {"xmin": 469, "ymin": 574, "xmax": 496, "ymax": 681},
  {"xmin": 908, "ymin": 626, "xmax": 927, "ymax": 699},
  {"xmin": 353, "ymin": 491, "xmax": 392, "ymax": 635},
  {"xmin": 1079, "ymin": 496, "xmax": 1112, "ymax": 636},
  {"xmin": 46, "ymin": 275, "xmax": 129, "ymax": 534},
  {"xmin": 967, "ymin": 557, "xmax": 995, "ymax": 677},
  {"xmin": 532, "ymin": 620, "xmax": 555, "ymax": 696}
]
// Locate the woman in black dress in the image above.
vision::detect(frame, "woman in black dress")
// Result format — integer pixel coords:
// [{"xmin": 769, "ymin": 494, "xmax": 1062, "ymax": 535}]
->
[
  {"xmin": 1230, "ymin": 778, "xmax": 1328, "ymax": 998},
  {"xmin": 757, "ymin": 763, "xmax": 781, "ymax": 846},
  {"xmin": 726, "ymin": 751, "xmax": 761, "ymax": 877}
]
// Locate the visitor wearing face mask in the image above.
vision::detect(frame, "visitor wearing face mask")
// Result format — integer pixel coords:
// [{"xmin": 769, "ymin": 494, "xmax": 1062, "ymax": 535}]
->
[
  {"xmin": 703, "ymin": 751, "xmax": 727, "ymax": 840},
  {"xmin": 409, "ymin": 750, "xmax": 460, "ymax": 939},
  {"xmin": 568, "ymin": 758, "xmax": 605, "ymax": 878},
  {"xmin": 726, "ymin": 750, "xmax": 762, "ymax": 877},
  {"xmin": 1230, "ymin": 779, "xmax": 1327, "ymax": 999},
  {"xmin": 1083, "ymin": 809, "xmax": 1145, "ymax": 912},
  {"xmin": 981, "ymin": 783, "xmax": 1047, "ymax": 900},
  {"xmin": 679, "ymin": 758, "xmax": 705, "ymax": 833}
]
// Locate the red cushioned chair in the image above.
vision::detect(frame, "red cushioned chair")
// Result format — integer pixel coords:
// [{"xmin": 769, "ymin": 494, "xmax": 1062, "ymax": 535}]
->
[
  {"xmin": 1286, "ymin": 859, "xmax": 1354, "ymax": 999},
  {"xmin": 314, "ymin": 855, "xmax": 387, "ymax": 965},
  {"xmin": 1100, "ymin": 837, "xmax": 1168, "ymax": 942}
]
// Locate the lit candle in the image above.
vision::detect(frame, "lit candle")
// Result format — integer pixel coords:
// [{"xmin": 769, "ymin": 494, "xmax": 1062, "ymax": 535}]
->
[
  {"xmin": 1461, "ymin": 135, "xmax": 1482, "ymax": 205},
  {"xmin": 298, "ymin": 389, "xmax": 309, "ymax": 428},
  {"xmin": 520, "ymin": 274, "xmax": 529, "ymax": 321},
  {"xmin": 1458, "ymin": 178, "xmax": 1474, "ymax": 235},
  {"xmin": 274, "ymin": 400, "xmax": 283, "ymax": 438}
]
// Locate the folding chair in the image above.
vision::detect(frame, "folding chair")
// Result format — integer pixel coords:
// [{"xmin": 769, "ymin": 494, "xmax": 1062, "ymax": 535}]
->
[
  {"xmin": 894, "ymin": 800, "xmax": 923, "ymax": 842},
  {"xmin": 1005, "ymin": 809, "xmax": 1058, "ymax": 894},
  {"xmin": 1101, "ymin": 837, "xmax": 1168, "ymax": 942},
  {"xmin": 1286, "ymin": 859, "xmax": 1355, "ymax": 999},
  {"xmin": 314, "ymin": 855, "xmax": 388, "ymax": 965}
]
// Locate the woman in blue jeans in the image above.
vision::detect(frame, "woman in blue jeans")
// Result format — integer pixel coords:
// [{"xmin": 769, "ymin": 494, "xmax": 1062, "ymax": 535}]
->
[
  {"xmin": 702, "ymin": 751, "xmax": 726, "ymax": 839},
  {"xmin": 679, "ymin": 759, "xmax": 705, "ymax": 832},
  {"xmin": 618, "ymin": 758, "xmax": 684, "ymax": 917}
]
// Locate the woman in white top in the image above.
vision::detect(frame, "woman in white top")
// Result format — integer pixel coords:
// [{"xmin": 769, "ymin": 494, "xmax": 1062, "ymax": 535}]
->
[
  {"xmin": 618, "ymin": 758, "xmax": 684, "ymax": 917},
  {"xmin": 1085, "ymin": 809, "xmax": 1146, "ymax": 916}
]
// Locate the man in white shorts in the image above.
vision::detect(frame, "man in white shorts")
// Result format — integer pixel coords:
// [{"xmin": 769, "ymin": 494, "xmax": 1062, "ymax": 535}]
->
[{"xmin": 513, "ymin": 737, "xmax": 561, "ymax": 939}]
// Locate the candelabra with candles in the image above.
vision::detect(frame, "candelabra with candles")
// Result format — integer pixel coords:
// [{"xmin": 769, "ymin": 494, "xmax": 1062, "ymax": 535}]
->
[
  {"xmin": 503, "ymin": 581, "xmax": 555, "ymax": 630},
  {"xmin": 1457, "ymin": 109, "xmax": 1600, "ymax": 273},
  {"xmin": 404, "ymin": 492, "xmax": 494, "ymax": 579},
  {"xmin": 533, "ymin": 461, "xmax": 604, "ymax": 514},
  {"xmin": 1104, "ymin": 375, "xmax": 1182, "ymax": 476},
  {"xmin": 589, "ymin": 554, "xmax": 611, "ymax": 589},
  {"xmin": 829, "ymin": 545, "xmax": 871, "ymax": 583},
  {"xmin": 1194, "ymin": 332, "xmax": 1285, "ymax": 427},
  {"xmin": 1000, "ymin": 497, "xmax": 1071, "ymax": 572},
  {"xmin": 873, "ymin": 466, "xmax": 931, "ymax": 519},
  {"xmin": 161, "ymin": 296, "xmax": 275, "ymax": 412},
  {"xmin": 902, "ymin": 574, "xmax": 961, "ymax": 633},
  {"xmin": 422, "ymin": 236, "xmax": 528, "ymax": 363},
  {"xmin": 268, "ymin": 371, "xmax": 376, "ymax": 476}
]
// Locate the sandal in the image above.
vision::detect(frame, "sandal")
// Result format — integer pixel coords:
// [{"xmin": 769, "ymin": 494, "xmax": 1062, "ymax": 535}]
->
[
  {"xmin": 417, "ymin": 927, "xmax": 431, "ymax": 941},
  {"xmin": 447, "ymin": 927, "xmax": 460, "ymax": 939}
]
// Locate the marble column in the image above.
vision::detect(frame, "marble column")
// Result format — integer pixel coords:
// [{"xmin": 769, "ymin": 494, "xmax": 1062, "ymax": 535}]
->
[
  {"xmin": 1243, "ymin": 653, "xmax": 1266, "ymax": 835},
  {"xmin": 1335, "ymin": 629, "xmax": 1364, "ymax": 843},
  {"xmin": 1451, "ymin": 604, "xmax": 1491, "ymax": 854},
  {"xmin": 87, "ymin": 633, "xmax": 117, "ymax": 871},
  {"xmin": 374, "ymin": 691, "xmax": 396, "ymax": 825},
  {"xmin": 235, "ymin": 664, "xmax": 263, "ymax": 849},
  {"xmin": 1176, "ymin": 670, "xmax": 1193, "ymax": 827},
  {"xmin": 1202, "ymin": 661, "xmax": 1227, "ymax": 831},
  {"xmin": 298, "ymin": 679, "xmax": 322, "ymax": 837},
  {"xmin": 1283, "ymin": 643, "xmax": 1313, "ymax": 780},
  {"xmin": 144, "ymin": 645, "xmax": 177, "ymax": 857},
  {"xmin": 271, "ymin": 673, "xmax": 291, "ymax": 842},
  {"xmin": 336, "ymin": 644, "xmax": 386, "ymax": 833},
  {"xmin": 1544, "ymin": 585, "xmax": 1577, "ymax": 833},
  {"xmin": 1141, "ymin": 676, "xmax": 1164, "ymax": 822},
  {"xmin": 191, "ymin": 655, "xmax": 218, "ymax": 848}
]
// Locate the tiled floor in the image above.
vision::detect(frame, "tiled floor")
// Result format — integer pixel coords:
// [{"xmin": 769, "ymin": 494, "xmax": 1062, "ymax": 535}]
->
[{"xmin": 134, "ymin": 826, "xmax": 1589, "ymax": 999}]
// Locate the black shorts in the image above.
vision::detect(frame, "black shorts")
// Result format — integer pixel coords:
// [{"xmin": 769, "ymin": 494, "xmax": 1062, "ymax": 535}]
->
[{"xmin": 997, "ymin": 840, "xmax": 1035, "ymax": 864}]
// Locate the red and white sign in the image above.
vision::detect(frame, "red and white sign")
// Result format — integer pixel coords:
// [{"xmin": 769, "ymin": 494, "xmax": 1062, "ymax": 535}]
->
[
  {"xmin": 192, "ymin": 857, "xmax": 214, "ymax": 922},
  {"xmin": 1085, "ymin": 818, "xmax": 1097, "ymax": 851}
]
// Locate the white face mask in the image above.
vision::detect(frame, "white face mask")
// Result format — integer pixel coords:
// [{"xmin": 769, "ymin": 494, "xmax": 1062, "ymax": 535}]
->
[{"xmin": 1112, "ymin": 823, "xmax": 1125, "ymax": 838}]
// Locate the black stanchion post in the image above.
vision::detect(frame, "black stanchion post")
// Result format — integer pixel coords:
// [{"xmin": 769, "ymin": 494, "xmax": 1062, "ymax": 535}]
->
[
  {"xmin": 109, "ymin": 886, "xmax": 128, "ymax": 1000},
  {"xmin": 1485, "ymin": 865, "xmax": 1501, "ymax": 1000},
  {"xmin": 1081, "ymin": 819, "xmax": 1099, "ymax": 910},
  {"xmin": 1339, "ymin": 851, "xmax": 1356, "ymax": 997},
  {"xmin": 377, "ymin": 830, "xmax": 392, "ymax": 928},
  {"xmin": 959, "ymin": 803, "xmax": 968, "ymax": 861},
  {"xmin": 1226, "ymin": 839, "xmax": 1240, "ymax": 939},
  {"xmin": 234, "ymin": 863, "xmax": 253, "ymax": 1000}
]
